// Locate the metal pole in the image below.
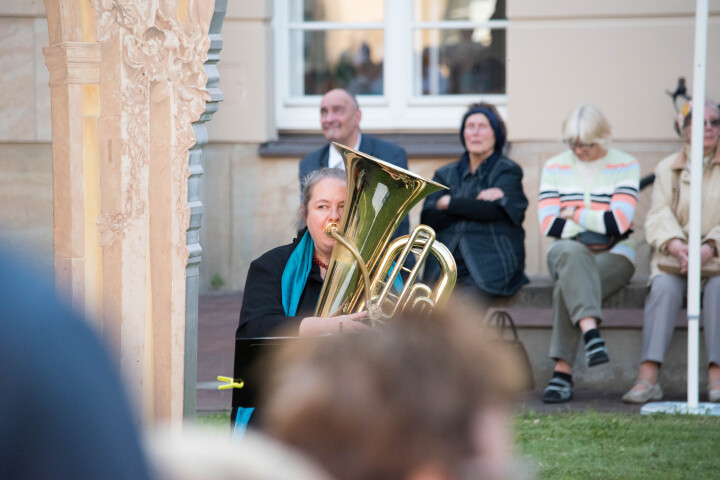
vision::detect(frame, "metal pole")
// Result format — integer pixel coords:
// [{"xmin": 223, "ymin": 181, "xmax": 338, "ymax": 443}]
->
[{"xmin": 686, "ymin": 0, "xmax": 708, "ymax": 410}]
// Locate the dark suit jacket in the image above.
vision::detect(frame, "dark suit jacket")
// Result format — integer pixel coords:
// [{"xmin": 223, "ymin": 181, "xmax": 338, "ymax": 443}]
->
[{"xmin": 299, "ymin": 133, "xmax": 410, "ymax": 237}]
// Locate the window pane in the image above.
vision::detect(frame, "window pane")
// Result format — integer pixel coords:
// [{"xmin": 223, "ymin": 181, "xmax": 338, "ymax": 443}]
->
[
  {"xmin": 291, "ymin": 0, "xmax": 384, "ymax": 22},
  {"xmin": 291, "ymin": 30, "xmax": 385, "ymax": 96},
  {"xmin": 414, "ymin": 0, "xmax": 505, "ymax": 22},
  {"xmin": 414, "ymin": 28, "xmax": 505, "ymax": 95}
]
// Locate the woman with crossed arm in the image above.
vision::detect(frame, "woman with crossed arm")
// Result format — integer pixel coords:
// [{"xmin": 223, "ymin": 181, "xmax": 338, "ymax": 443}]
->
[{"xmin": 538, "ymin": 104, "xmax": 639, "ymax": 403}]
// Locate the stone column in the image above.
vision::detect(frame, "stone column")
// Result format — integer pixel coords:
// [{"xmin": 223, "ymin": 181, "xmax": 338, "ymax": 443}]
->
[
  {"xmin": 43, "ymin": 0, "xmax": 224, "ymax": 426},
  {"xmin": 44, "ymin": 40, "xmax": 102, "ymax": 319}
]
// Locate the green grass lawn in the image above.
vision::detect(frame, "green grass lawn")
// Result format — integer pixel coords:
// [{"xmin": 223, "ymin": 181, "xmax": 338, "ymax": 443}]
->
[
  {"xmin": 196, "ymin": 412, "xmax": 230, "ymax": 428},
  {"xmin": 197, "ymin": 411, "xmax": 720, "ymax": 479},
  {"xmin": 515, "ymin": 410, "xmax": 720, "ymax": 479}
]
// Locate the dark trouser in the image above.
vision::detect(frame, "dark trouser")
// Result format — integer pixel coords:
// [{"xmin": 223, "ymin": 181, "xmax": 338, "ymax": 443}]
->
[
  {"xmin": 454, "ymin": 247, "xmax": 499, "ymax": 315},
  {"xmin": 547, "ymin": 240, "xmax": 635, "ymax": 365}
]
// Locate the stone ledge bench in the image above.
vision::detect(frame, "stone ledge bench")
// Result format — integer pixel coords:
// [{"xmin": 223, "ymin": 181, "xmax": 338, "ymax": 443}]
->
[
  {"xmin": 492, "ymin": 274, "xmax": 650, "ymax": 311},
  {"xmin": 489, "ymin": 274, "xmax": 710, "ymax": 396}
]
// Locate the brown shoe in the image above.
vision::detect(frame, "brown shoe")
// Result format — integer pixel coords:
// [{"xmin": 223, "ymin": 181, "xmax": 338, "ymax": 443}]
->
[{"xmin": 622, "ymin": 379, "xmax": 663, "ymax": 404}]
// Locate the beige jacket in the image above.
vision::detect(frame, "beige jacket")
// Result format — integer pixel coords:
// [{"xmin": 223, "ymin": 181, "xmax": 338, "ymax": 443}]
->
[{"xmin": 645, "ymin": 147, "xmax": 720, "ymax": 279}]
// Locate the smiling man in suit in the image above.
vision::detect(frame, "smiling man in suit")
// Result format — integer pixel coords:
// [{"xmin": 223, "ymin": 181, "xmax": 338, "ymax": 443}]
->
[{"xmin": 299, "ymin": 88, "xmax": 410, "ymax": 237}]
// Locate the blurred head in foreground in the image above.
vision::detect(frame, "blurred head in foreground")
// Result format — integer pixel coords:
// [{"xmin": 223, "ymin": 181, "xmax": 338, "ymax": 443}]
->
[
  {"xmin": 146, "ymin": 427, "xmax": 334, "ymax": 480},
  {"xmin": 260, "ymin": 307, "xmax": 527, "ymax": 480},
  {"xmin": 0, "ymin": 248, "xmax": 152, "ymax": 480}
]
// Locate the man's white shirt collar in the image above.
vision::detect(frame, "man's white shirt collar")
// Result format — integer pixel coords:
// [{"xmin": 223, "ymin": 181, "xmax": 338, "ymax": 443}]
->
[{"xmin": 328, "ymin": 133, "xmax": 362, "ymax": 171}]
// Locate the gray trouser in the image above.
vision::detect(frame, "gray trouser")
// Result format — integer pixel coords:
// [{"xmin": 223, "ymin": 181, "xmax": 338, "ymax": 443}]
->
[
  {"xmin": 641, "ymin": 274, "xmax": 720, "ymax": 367},
  {"xmin": 547, "ymin": 240, "xmax": 635, "ymax": 364}
]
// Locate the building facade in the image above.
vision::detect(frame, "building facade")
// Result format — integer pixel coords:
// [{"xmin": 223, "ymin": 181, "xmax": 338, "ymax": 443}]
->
[{"xmin": 1, "ymin": 0, "xmax": 719, "ymax": 293}]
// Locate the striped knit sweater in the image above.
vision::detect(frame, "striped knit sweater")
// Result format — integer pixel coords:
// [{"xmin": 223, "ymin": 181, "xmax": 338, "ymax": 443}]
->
[{"xmin": 538, "ymin": 148, "xmax": 640, "ymax": 262}]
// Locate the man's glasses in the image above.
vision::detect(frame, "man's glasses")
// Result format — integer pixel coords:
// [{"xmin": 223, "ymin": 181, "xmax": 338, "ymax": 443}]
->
[
  {"xmin": 683, "ymin": 117, "xmax": 720, "ymax": 129},
  {"xmin": 567, "ymin": 140, "xmax": 596, "ymax": 151}
]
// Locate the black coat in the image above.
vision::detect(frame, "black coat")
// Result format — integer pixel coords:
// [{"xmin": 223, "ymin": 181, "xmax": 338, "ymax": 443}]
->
[
  {"xmin": 236, "ymin": 230, "xmax": 324, "ymax": 338},
  {"xmin": 298, "ymin": 133, "xmax": 410, "ymax": 238},
  {"xmin": 421, "ymin": 152, "xmax": 529, "ymax": 297}
]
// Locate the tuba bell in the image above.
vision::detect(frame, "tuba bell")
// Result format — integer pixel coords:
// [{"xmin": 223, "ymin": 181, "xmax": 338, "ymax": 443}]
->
[{"xmin": 315, "ymin": 143, "xmax": 457, "ymax": 325}]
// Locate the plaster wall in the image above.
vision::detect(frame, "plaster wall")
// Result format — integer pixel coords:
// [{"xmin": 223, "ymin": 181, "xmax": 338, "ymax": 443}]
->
[
  {"xmin": 206, "ymin": 1, "xmax": 274, "ymax": 143},
  {"xmin": 508, "ymin": 0, "xmax": 720, "ymax": 19},
  {"xmin": 0, "ymin": 1, "xmax": 713, "ymax": 295},
  {"xmin": 0, "ymin": 17, "xmax": 51, "ymax": 142},
  {"xmin": 0, "ymin": 143, "xmax": 53, "ymax": 271},
  {"xmin": 507, "ymin": 5, "xmax": 720, "ymax": 141},
  {"xmin": 0, "ymin": 0, "xmax": 46, "ymax": 17},
  {"xmin": 0, "ymin": 14, "xmax": 53, "ymax": 270}
]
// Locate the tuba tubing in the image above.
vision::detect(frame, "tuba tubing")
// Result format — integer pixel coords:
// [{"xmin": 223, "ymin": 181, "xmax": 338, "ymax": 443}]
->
[{"xmin": 368, "ymin": 224, "xmax": 457, "ymax": 325}]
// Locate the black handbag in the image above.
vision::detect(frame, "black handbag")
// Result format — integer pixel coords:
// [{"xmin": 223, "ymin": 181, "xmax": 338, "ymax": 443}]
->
[
  {"xmin": 573, "ymin": 230, "xmax": 632, "ymax": 252},
  {"xmin": 485, "ymin": 309, "xmax": 535, "ymax": 391}
]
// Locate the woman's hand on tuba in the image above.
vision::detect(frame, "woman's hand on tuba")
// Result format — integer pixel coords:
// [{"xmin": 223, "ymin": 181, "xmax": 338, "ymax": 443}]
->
[{"xmin": 299, "ymin": 311, "xmax": 369, "ymax": 337}]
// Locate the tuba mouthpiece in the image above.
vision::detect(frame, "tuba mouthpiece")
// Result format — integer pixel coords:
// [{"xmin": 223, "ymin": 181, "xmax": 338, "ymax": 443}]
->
[{"xmin": 325, "ymin": 222, "xmax": 339, "ymax": 237}]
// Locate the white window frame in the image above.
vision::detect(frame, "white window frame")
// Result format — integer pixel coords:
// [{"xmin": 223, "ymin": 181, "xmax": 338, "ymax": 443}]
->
[{"xmin": 273, "ymin": 0, "xmax": 508, "ymax": 131}]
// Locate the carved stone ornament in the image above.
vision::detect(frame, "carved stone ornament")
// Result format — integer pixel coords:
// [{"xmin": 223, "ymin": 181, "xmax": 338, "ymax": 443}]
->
[
  {"xmin": 44, "ymin": 42, "xmax": 102, "ymax": 87},
  {"xmin": 93, "ymin": 0, "xmax": 211, "ymax": 260}
]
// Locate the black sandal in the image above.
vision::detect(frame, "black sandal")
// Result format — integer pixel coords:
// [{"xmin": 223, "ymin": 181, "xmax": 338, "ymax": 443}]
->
[
  {"xmin": 585, "ymin": 337, "xmax": 609, "ymax": 367},
  {"xmin": 542, "ymin": 376, "xmax": 573, "ymax": 403}
]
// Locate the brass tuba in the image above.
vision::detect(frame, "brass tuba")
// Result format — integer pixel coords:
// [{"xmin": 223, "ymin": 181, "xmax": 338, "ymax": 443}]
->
[{"xmin": 315, "ymin": 143, "xmax": 457, "ymax": 325}]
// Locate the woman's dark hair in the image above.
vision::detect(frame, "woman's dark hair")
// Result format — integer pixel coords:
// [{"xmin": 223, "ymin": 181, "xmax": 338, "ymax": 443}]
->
[{"xmin": 459, "ymin": 102, "xmax": 507, "ymax": 153}]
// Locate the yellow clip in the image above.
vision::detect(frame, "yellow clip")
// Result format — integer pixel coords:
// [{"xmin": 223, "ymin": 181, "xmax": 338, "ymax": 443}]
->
[{"xmin": 217, "ymin": 376, "xmax": 244, "ymax": 390}]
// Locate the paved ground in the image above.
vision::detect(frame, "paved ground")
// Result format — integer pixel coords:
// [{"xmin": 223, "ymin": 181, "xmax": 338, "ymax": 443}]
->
[
  {"xmin": 197, "ymin": 292, "xmax": 242, "ymax": 413},
  {"xmin": 196, "ymin": 291, "xmax": 686, "ymax": 415}
]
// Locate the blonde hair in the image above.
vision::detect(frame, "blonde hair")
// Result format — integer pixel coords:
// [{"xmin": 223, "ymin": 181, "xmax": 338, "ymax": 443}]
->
[{"xmin": 562, "ymin": 104, "xmax": 612, "ymax": 147}]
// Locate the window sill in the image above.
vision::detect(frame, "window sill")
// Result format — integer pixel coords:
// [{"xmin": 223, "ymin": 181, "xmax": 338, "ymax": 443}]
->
[{"xmin": 258, "ymin": 133, "xmax": 464, "ymax": 159}]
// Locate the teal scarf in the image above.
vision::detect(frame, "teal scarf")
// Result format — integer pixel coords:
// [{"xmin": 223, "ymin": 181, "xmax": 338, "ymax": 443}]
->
[
  {"xmin": 281, "ymin": 230, "xmax": 314, "ymax": 316},
  {"xmin": 281, "ymin": 230, "xmax": 405, "ymax": 317}
]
